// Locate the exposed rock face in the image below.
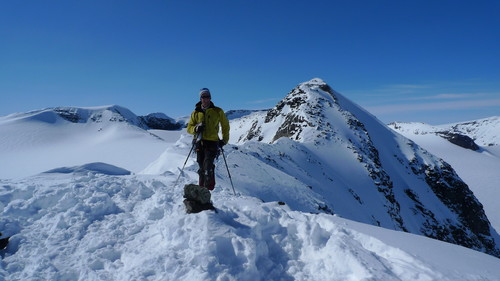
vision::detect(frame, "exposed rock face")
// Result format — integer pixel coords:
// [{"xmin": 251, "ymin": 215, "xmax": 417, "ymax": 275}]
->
[
  {"xmin": 409, "ymin": 147, "xmax": 498, "ymax": 256},
  {"xmin": 53, "ymin": 107, "xmax": 84, "ymax": 123},
  {"xmin": 425, "ymin": 164, "xmax": 496, "ymax": 249},
  {"xmin": 436, "ymin": 132, "xmax": 480, "ymax": 151},
  {"xmin": 139, "ymin": 113, "xmax": 183, "ymax": 130}
]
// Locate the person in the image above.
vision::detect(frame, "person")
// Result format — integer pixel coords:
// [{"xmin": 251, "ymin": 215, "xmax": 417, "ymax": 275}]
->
[{"xmin": 187, "ymin": 88, "xmax": 230, "ymax": 191}]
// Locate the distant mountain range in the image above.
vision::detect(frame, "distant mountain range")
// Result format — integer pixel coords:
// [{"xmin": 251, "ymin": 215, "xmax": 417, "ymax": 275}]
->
[
  {"xmin": 3, "ymin": 105, "xmax": 185, "ymax": 131},
  {"xmin": 389, "ymin": 116, "xmax": 500, "ymax": 149}
]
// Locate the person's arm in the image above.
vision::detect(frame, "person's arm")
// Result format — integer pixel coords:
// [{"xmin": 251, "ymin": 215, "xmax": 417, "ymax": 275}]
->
[
  {"xmin": 187, "ymin": 112, "xmax": 198, "ymax": 135},
  {"xmin": 219, "ymin": 109, "xmax": 230, "ymax": 144}
]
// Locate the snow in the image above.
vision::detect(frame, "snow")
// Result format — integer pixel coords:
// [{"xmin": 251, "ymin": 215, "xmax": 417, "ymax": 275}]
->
[
  {"xmin": 389, "ymin": 120, "xmax": 500, "ymax": 232},
  {"xmin": 1, "ymin": 170, "xmax": 499, "ymax": 280},
  {"xmin": 1, "ymin": 92, "xmax": 500, "ymax": 280},
  {"xmin": 0, "ymin": 106, "xmax": 169, "ymax": 179},
  {"xmin": 44, "ymin": 162, "xmax": 131, "ymax": 176}
]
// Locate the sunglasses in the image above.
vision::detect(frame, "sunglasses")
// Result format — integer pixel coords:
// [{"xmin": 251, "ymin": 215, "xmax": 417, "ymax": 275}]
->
[{"xmin": 201, "ymin": 95, "xmax": 211, "ymax": 99}]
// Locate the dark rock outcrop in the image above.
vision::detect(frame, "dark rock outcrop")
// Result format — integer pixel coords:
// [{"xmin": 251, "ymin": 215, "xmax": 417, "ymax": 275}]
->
[
  {"xmin": 437, "ymin": 132, "xmax": 480, "ymax": 151},
  {"xmin": 139, "ymin": 113, "xmax": 183, "ymax": 130}
]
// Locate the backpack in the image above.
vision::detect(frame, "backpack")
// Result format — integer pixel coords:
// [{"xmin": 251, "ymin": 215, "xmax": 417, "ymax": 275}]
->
[{"xmin": 183, "ymin": 184, "xmax": 215, "ymax": 213}]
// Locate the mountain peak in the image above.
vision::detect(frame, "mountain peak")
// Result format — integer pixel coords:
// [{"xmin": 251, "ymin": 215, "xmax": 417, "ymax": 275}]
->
[
  {"xmin": 237, "ymin": 78, "xmax": 340, "ymax": 143},
  {"xmin": 56, "ymin": 105, "xmax": 140, "ymax": 125},
  {"xmin": 303, "ymin": 77, "xmax": 326, "ymax": 86},
  {"xmin": 236, "ymin": 78, "xmax": 370, "ymax": 144}
]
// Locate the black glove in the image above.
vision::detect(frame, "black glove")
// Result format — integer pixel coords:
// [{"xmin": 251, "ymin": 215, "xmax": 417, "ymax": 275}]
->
[
  {"xmin": 218, "ymin": 140, "xmax": 226, "ymax": 147},
  {"xmin": 194, "ymin": 123, "xmax": 204, "ymax": 134}
]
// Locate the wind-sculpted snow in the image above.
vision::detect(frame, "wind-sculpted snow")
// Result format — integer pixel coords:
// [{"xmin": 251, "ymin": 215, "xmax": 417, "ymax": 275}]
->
[
  {"xmin": 1, "ymin": 171, "xmax": 499, "ymax": 280},
  {"xmin": 44, "ymin": 162, "xmax": 131, "ymax": 176}
]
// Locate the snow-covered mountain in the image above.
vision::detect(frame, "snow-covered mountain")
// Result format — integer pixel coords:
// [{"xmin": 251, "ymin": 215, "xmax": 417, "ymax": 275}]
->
[
  {"xmin": 389, "ymin": 117, "xmax": 500, "ymax": 233},
  {"xmin": 389, "ymin": 116, "xmax": 500, "ymax": 148},
  {"xmin": 225, "ymin": 78, "xmax": 500, "ymax": 257},
  {"xmin": 1, "ymin": 80, "xmax": 500, "ymax": 280},
  {"xmin": 0, "ymin": 105, "xmax": 184, "ymax": 179},
  {"xmin": 2, "ymin": 105, "xmax": 185, "ymax": 131}
]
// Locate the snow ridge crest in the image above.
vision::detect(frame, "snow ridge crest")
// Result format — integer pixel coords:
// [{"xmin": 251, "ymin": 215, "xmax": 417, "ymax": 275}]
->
[{"xmin": 2, "ymin": 105, "xmax": 184, "ymax": 130}]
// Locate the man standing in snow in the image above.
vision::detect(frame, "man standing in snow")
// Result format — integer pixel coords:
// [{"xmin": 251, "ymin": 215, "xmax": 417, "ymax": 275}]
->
[{"xmin": 187, "ymin": 88, "xmax": 230, "ymax": 191}]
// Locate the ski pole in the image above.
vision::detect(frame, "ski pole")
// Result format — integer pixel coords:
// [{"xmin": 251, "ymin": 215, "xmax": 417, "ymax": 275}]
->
[
  {"xmin": 173, "ymin": 133, "xmax": 200, "ymax": 188},
  {"xmin": 220, "ymin": 147, "xmax": 236, "ymax": 196}
]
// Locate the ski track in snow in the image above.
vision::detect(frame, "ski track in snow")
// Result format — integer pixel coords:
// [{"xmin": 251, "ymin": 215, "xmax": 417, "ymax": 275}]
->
[{"xmin": 1, "ymin": 170, "xmax": 499, "ymax": 281}]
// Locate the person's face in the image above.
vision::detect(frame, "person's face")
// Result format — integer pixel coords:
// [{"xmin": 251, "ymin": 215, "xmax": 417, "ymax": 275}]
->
[{"xmin": 201, "ymin": 95, "xmax": 211, "ymax": 106}]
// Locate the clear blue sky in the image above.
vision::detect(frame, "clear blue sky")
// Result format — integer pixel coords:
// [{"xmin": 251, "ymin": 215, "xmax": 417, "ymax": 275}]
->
[{"xmin": 1, "ymin": 0, "xmax": 499, "ymax": 124}]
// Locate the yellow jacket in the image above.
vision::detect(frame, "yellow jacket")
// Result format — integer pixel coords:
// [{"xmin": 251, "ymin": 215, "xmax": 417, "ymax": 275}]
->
[{"xmin": 187, "ymin": 102, "xmax": 230, "ymax": 144}]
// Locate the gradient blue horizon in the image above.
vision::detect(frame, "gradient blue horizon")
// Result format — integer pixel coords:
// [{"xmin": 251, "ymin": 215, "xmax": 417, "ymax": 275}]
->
[{"xmin": 1, "ymin": 0, "xmax": 499, "ymax": 124}]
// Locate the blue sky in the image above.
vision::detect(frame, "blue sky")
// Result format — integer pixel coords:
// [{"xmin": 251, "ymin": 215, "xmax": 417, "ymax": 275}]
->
[{"xmin": 1, "ymin": 0, "xmax": 499, "ymax": 124}]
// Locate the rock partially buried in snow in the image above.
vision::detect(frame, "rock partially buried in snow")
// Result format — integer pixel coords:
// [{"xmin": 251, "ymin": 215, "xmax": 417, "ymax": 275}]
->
[{"xmin": 44, "ymin": 162, "xmax": 131, "ymax": 175}]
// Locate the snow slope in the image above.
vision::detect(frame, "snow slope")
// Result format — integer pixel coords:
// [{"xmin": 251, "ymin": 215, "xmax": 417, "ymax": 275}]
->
[
  {"xmin": 0, "ymin": 105, "xmax": 170, "ymax": 179},
  {"xmin": 1, "ymin": 152, "xmax": 499, "ymax": 280},
  {"xmin": 389, "ymin": 118, "xmax": 500, "ymax": 232}
]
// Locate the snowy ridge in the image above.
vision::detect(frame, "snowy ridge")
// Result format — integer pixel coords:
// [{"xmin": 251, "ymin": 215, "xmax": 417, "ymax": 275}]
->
[
  {"xmin": 1, "ymin": 163, "xmax": 499, "ymax": 280},
  {"xmin": 225, "ymin": 109, "xmax": 268, "ymax": 121},
  {"xmin": 0, "ymin": 105, "xmax": 143, "ymax": 126},
  {"xmin": 0, "ymin": 105, "xmax": 185, "ymax": 131},
  {"xmin": 389, "ymin": 116, "xmax": 500, "ymax": 147}
]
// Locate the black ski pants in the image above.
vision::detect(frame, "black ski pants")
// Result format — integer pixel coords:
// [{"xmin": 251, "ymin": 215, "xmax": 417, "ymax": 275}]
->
[{"xmin": 196, "ymin": 140, "xmax": 219, "ymax": 190}]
